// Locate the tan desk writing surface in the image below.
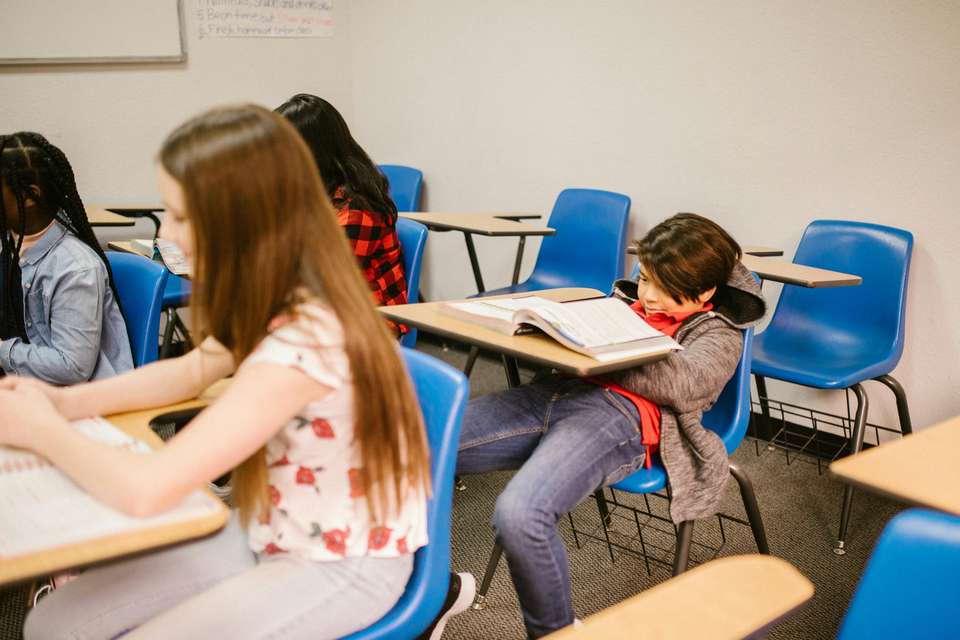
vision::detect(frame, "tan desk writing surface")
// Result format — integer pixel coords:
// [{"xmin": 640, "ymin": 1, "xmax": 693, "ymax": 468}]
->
[
  {"xmin": 0, "ymin": 383, "xmax": 228, "ymax": 586},
  {"xmin": 89, "ymin": 204, "xmax": 164, "ymax": 213},
  {"xmin": 380, "ymin": 289, "xmax": 674, "ymax": 377},
  {"xmin": 87, "ymin": 208, "xmax": 136, "ymax": 227},
  {"xmin": 740, "ymin": 255, "xmax": 861, "ymax": 288},
  {"xmin": 830, "ymin": 416, "xmax": 960, "ymax": 516},
  {"xmin": 399, "ymin": 212, "xmax": 555, "ymax": 237},
  {"xmin": 107, "ymin": 240, "xmax": 150, "ymax": 257},
  {"xmin": 547, "ymin": 555, "xmax": 813, "ymax": 640}
]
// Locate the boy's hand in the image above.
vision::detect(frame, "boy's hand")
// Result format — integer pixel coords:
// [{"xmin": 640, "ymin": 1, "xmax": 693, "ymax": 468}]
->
[{"xmin": 0, "ymin": 384, "xmax": 70, "ymax": 452}]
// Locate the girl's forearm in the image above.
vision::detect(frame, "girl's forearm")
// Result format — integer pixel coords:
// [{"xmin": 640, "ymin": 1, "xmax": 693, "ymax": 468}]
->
[
  {"xmin": 60, "ymin": 342, "xmax": 232, "ymax": 419},
  {"xmin": 38, "ymin": 422, "xmax": 172, "ymax": 516}
]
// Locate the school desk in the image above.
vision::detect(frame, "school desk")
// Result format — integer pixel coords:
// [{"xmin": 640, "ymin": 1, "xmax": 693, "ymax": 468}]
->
[
  {"xmin": 398, "ymin": 212, "xmax": 556, "ymax": 293},
  {"xmin": 546, "ymin": 554, "xmax": 813, "ymax": 640},
  {"xmin": 0, "ymin": 384, "xmax": 228, "ymax": 586},
  {"xmin": 830, "ymin": 415, "xmax": 960, "ymax": 516},
  {"xmin": 86, "ymin": 208, "xmax": 136, "ymax": 227},
  {"xmin": 628, "ymin": 245, "xmax": 784, "ymax": 258},
  {"xmin": 379, "ymin": 288, "xmax": 674, "ymax": 378},
  {"xmin": 739, "ymin": 254, "xmax": 861, "ymax": 288},
  {"xmin": 107, "ymin": 240, "xmax": 151, "ymax": 258}
]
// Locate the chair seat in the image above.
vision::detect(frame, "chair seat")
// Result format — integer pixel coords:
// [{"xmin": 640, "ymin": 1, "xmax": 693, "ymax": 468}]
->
[
  {"xmin": 610, "ymin": 461, "xmax": 667, "ymax": 494},
  {"xmin": 162, "ymin": 275, "xmax": 191, "ymax": 309},
  {"xmin": 752, "ymin": 329, "xmax": 899, "ymax": 389}
]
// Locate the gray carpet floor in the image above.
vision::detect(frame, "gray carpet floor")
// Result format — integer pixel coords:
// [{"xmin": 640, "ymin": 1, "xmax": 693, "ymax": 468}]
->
[
  {"xmin": 0, "ymin": 340, "xmax": 904, "ymax": 640},
  {"xmin": 422, "ymin": 340, "xmax": 903, "ymax": 640}
]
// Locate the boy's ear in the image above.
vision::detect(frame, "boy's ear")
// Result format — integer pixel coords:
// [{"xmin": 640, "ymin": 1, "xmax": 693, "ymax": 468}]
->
[{"xmin": 697, "ymin": 286, "xmax": 718, "ymax": 304}]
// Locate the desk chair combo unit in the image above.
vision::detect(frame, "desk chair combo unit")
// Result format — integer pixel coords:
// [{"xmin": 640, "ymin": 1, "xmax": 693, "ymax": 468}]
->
[
  {"xmin": 750, "ymin": 220, "xmax": 914, "ymax": 554},
  {"xmin": 463, "ymin": 187, "xmax": 631, "ymax": 378},
  {"xmin": 472, "ymin": 327, "xmax": 769, "ymax": 609}
]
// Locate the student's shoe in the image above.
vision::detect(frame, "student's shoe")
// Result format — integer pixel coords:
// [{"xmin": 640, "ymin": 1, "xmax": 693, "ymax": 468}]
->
[{"xmin": 416, "ymin": 572, "xmax": 476, "ymax": 640}]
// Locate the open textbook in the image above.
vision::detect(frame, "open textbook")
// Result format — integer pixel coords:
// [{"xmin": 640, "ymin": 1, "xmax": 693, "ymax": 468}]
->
[
  {"xmin": 439, "ymin": 295, "xmax": 682, "ymax": 362},
  {"xmin": 0, "ymin": 418, "xmax": 222, "ymax": 560}
]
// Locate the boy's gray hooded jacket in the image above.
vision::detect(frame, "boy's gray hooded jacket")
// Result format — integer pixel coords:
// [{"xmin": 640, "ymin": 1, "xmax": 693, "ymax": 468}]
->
[{"xmin": 608, "ymin": 262, "xmax": 765, "ymax": 524}]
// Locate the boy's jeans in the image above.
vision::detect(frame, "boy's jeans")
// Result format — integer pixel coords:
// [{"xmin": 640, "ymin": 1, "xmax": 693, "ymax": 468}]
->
[{"xmin": 457, "ymin": 376, "xmax": 647, "ymax": 639}]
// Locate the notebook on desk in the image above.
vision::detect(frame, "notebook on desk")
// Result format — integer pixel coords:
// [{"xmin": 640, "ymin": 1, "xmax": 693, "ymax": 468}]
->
[
  {"xmin": 0, "ymin": 418, "xmax": 221, "ymax": 560},
  {"xmin": 128, "ymin": 238, "xmax": 192, "ymax": 277}
]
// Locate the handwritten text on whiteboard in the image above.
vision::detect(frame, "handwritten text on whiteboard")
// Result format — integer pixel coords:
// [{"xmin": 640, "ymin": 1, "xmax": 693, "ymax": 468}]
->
[{"xmin": 195, "ymin": 0, "xmax": 333, "ymax": 39}]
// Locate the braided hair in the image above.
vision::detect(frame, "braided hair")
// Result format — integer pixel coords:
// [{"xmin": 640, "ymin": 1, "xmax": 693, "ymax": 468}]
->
[{"xmin": 0, "ymin": 132, "xmax": 119, "ymax": 342}]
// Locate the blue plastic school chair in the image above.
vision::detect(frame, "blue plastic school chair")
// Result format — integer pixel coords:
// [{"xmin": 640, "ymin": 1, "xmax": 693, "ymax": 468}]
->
[
  {"xmin": 379, "ymin": 165, "xmax": 424, "ymax": 212},
  {"xmin": 160, "ymin": 275, "xmax": 192, "ymax": 358},
  {"xmin": 396, "ymin": 218, "xmax": 428, "ymax": 349},
  {"xmin": 463, "ymin": 188, "xmax": 631, "ymax": 377},
  {"xmin": 106, "ymin": 252, "xmax": 168, "ymax": 367},
  {"xmin": 607, "ymin": 327, "xmax": 766, "ymax": 573},
  {"xmin": 342, "ymin": 348, "xmax": 469, "ymax": 640},
  {"xmin": 481, "ymin": 188, "xmax": 631, "ymax": 296},
  {"xmin": 750, "ymin": 220, "xmax": 914, "ymax": 554},
  {"xmin": 836, "ymin": 509, "xmax": 960, "ymax": 639}
]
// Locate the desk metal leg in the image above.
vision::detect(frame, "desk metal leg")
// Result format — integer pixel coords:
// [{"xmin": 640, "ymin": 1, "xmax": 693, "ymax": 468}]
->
[
  {"xmin": 463, "ymin": 232, "xmax": 485, "ymax": 294},
  {"xmin": 502, "ymin": 355, "xmax": 521, "ymax": 388},
  {"xmin": 511, "ymin": 236, "xmax": 527, "ymax": 286}
]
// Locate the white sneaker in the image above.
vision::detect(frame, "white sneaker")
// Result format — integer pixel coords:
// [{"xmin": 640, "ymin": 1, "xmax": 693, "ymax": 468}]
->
[{"xmin": 418, "ymin": 572, "xmax": 476, "ymax": 640}]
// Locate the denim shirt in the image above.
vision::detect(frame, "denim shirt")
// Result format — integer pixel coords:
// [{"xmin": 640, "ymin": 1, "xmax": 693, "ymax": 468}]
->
[{"xmin": 0, "ymin": 221, "xmax": 134, "ymax": 384}]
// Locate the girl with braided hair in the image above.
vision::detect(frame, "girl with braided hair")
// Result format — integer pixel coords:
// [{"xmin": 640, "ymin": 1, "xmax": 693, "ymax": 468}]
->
[{"xmin": 0, "ymin": 132, "xmax": 133, "ymax": 383}]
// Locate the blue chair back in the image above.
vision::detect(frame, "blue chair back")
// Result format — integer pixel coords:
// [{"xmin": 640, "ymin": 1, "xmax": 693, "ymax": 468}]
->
[
  {"xmin": 525, "ymin": 188, "xmax": 631, "ymax": 292},
  {"xmin": 704, "ymin": 328, "xmax": 753, "ymax": 453},
  {"xmin": 838, "ymin": 509, "xmax": 960, "ymax": 640},
  {"xmin": 396, "ymin": 218, "xmax": 428, "ymax": 348},
  {"xmin": 107, "ymin": 252, "xmax": 168, "ymax": 367},
  {"xmin": 379, "ymin": 165, "xmax": 423, "ymax": 212},
  {"xmin": 342, "ymin": 348, "xmax": 469, "ymax": 640},
  {"xmin": 761, "ymin": 220, "xmax": 913, "ymax": 378}
]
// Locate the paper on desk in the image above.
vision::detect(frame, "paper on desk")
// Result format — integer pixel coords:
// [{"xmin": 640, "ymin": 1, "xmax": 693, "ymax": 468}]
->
[{"xmin": 0, "ymin": 418, "xmax": 220, "ymax": 558}]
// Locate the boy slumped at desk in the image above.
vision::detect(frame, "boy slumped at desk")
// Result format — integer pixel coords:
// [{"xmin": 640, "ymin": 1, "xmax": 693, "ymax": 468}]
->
[
  {"xmin": 0, "ymin": 105, "xmax": 430, "ymax": 640},
  {"xmin": 0, "ymin": 133, "xmax": 133, "ymax": 384},
  {"xmin": 455, "ymin": 213, "xmax": 766, "ymax": 638}
]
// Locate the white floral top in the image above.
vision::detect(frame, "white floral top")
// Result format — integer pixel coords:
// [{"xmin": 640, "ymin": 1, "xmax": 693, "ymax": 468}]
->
[{"xmin": 241, "ymin": 303, "xmax": 428, "ymax": 560}]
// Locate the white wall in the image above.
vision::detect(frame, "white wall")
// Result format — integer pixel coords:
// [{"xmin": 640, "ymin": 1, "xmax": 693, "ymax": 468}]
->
[
  {"xmin": 346, "ymin": 0, "xmax": 960, "ymax": 431},
  {"xmin": 0, "ymin": 1, "xmax": 354, "ymax": 206}
]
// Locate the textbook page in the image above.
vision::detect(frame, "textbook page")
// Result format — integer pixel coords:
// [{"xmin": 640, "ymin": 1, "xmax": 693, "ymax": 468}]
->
[
  {"xmin": 0, "ymin": 418, "xmax": 221, "ymax": 558},
  {"xmin": 517, "ymin": 298, "xmax": 667, "ymax": 348}
]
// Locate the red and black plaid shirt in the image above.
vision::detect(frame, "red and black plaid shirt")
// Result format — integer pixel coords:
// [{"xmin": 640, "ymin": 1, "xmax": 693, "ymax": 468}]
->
[{"xmin": 334, "ymin": 189, "xmax": 409, "ymax": 333}]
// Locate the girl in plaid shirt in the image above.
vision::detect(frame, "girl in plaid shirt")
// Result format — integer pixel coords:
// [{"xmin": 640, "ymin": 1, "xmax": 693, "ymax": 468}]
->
[{"xmin": 277, "ymin": 95, "xmax": 408, "ymax": 335}]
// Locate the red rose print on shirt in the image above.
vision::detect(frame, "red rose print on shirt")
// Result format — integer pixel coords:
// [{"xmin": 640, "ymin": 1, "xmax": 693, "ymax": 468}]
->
[
  {"xmin": 269, "ymin": 485, "xmax": 281, "ymax": 506},
  {"xmin": 396, "ymin": 536, "xmax": 409, "ymax": 554},
  {"xmin": 311, "ymin": 418, "xmax": 335, "ymax": 438},
  {"xmin": 269, "ymin": 454, "xmax": 290, "ymax": 467},
  {"xmin": 263, "ymin": 542, "xmax": 286, "ymax": 555},
  {"xmin": 323, "ymin": 527, "xmax": 350, "ymax": 555},
  {"xmin": 348, "ymin": 468, "xmax": 365, "ymax": 498},
  {"xmin": 296, "ymin": 466, "xmax": 316, "ymax": 485},
  {"xmin": 368, "ymin": 526, "xmax": 392, "ymax": 550}
]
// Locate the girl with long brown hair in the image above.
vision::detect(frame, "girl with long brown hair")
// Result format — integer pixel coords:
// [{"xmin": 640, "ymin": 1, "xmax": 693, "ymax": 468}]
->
[{"xmin": 0, "ymin": 105, "xmax": 430, "ymax": 639}]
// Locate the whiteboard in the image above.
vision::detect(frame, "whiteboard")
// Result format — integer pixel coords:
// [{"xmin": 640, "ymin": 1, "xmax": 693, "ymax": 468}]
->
[{"xmin": 0, "ymin": 0, "xmax": 185, "ymax": 65}]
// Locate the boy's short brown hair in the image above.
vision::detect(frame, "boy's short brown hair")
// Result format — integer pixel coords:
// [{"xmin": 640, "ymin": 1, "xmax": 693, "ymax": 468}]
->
[{"xmin": 634, "ymin": 213, "xmax": 741, "ymax": 304}]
